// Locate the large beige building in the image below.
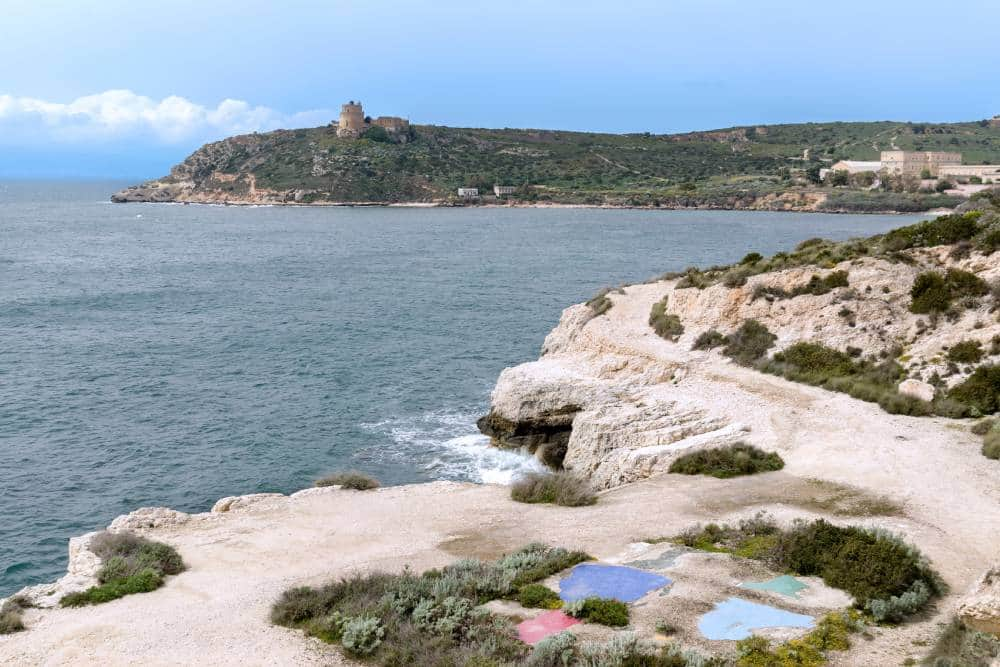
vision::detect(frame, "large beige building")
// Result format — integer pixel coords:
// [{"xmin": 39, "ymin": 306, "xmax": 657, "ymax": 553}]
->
[
  {"xmin": 938, "ymin": 164, "xmax": 1000, "ymax": 181},
  {"xmin": 880, "ymin": 151, "xmax": 962, "ymax": 177}
]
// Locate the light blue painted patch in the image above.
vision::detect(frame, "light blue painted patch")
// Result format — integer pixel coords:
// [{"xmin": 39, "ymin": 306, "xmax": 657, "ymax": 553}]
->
[
  {"xmin": 559, "ymin": 563, "xmax": 672, "ymax": 603},
  {"xmin": 698, "ymin": 597, "xmax": 814, "ymax": 640},
  {"xmin": 741, "ymin": 575, "xmax": 808, "ymax": 598}
]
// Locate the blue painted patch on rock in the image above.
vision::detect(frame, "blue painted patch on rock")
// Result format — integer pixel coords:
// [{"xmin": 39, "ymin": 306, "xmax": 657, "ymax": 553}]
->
[
  {"xmin": 741, "ymin": 575, "xmax": 808, "ymax": 598},
  {"xmin": 698, "ymin": 597, "xmax": 814, "ymax": 640},
  {"xmin": 559, "ymin": 563, "xmax": 672, "ymax": 603}
]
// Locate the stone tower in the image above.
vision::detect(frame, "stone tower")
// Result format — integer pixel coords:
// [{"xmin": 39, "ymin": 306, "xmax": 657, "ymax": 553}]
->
[{"xmin": 337, "ymin": 101, "xmax": 366, "ymax": 138}]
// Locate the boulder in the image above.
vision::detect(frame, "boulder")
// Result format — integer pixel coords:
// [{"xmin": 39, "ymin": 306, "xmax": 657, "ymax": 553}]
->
[
  {"xmin": 108, "ymin": 506, "xmax": 190, "ymax": 532},
  {"xmin": 898, "ymin": 379, "xmax": 935, "ymax": 403}
]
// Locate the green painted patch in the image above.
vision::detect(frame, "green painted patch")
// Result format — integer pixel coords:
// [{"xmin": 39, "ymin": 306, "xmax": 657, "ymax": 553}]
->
[{"xmin": 742, "ymin": 574, "xmax": 808, "ymax": 598}]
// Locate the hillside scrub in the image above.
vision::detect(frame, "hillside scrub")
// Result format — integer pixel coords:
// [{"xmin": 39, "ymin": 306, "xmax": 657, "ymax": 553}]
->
[
  {"xmin": 675, "ymin": 515, "xmax": 943, "ymax": 622},
  {"xmin": 663, "ymin": 200, "xmax": 1000, "ymax": 294},
  {"xmin": 754, "ymin": 270, "xmax": 850, "ymax": 301},
  {"xmin": 668, "ymin": 443, "xmax": 784, "ymax": 478},
  {"xmin": 909, "ymin": 268, "xmax": 988, "ymax": 314},
  {"xmin": 649, "ymin": 296, "xmax": 684, "ymax": 341},
  {"xmin": 0, "ymin": 596, "xmax": 30, "ymax": 634},
  {"xmin": 762, "ymin": 342, "xmax": 951, "ymax": 417},
  {"xmin": 270, "ymin": 544, "xmax": 590, "ymax": 663},
  {"xmin": 585, "ymin": 288, "xmax": 616, "ymax": 318},
  {"xmin": 947, "ymin": 365, "xmax": 1000, "ymax": 414},
  {"xmin": 722, "ymin": 320, "xmax": 777, "ymax": 366},
  {"xmin": 315, "ymin": 471, "xmax": 381, "ymax": 490},
  {"xmin": 947, "ymin": 340, "xmax": 984, "ymax": 364},
  {"xmin": 60, "ymin": 531, "xmax": 185, "ymax": 607},
  {"xmin": 692, "ymin": 329, "xmax": 727, "ymax": 351},
  {"xmin": 510, "ymin": 471, "xmax": 598, "ymax": 507}
]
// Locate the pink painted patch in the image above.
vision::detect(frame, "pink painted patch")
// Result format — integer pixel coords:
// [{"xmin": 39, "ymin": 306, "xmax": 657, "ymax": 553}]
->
[{"xmin": 517, "ymin": 610, "xmax": 581, "ymax": 645}]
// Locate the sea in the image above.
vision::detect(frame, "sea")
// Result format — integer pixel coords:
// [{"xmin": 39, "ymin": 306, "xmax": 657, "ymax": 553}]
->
[{"xmin": 0, "ymin": 180, "xmax": 920, "ymax": 595}]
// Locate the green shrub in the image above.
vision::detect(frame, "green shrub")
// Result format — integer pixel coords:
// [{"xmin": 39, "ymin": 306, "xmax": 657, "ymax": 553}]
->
[
  {"xmin": 315, "ymin": 470, "xmax": 381, "ymax": 490},
  {"xmin": 948, "ymin": 365, "xmax": 1000, "ymax": 414},
  {"xmin": 881, "ymin": 211, "xmax": 982, "ymax": 250},
  {"xmin": 948, "ymin": 340, "xmax": 984, "ymax": 364},
  {"xmin": 61, "ymin": 569, "xmax": 163, "ymax": 607},
  {"xmin": 527, "ymin": 631, "xmax": 577, "ymax": 666},
  {"xmin": 692, "ymin": 329, "xmax": 726, "ymax": 351},
  {"xmin": 910, "ymin": 272, "xmax": 952, "ymax": 314},
  {"xmin": 774, "ymin": 342, "xmax": 857, "ymax": 377},
  {"xmin": 971, "ymin": 419, "xmax": 994, "ymax": 436},
  {"xmin": 741, "ymin": 252, "xmax": 763, "ymax": 265},
  {"xmin": 983, "ymin": 431, "xmax": 1000, "ymax": 459},
  {"xmin": 910, "ymin": 269, "xmax": 988, "ymax": 314},
  {"xmin": 341, "ymin": 615, "xmax": 385, "ymax": 655},
  {"xmin": 668, "ymin": 443, "xmax": 784, "ymax": 478},
  {"xmin": 510, "ymin": 471, "xmax": 597, "ymax": 507},
  {"xmin": 677, "ymin": 517, "xmax": 942, "ymax": 622},
  {"xmin": 586, "ymin": 288, "xmax": 615, "ymax": 317},
  {"xmin": 565, "ymin": 597, "xmax": 629, "ymax": 627},
  {"xmin": 723, "ymin": 320, "xmax": 776, "ymax": 366},
  {"xmin": 0, "ymin": 596, "xmax": 30, "ymax": 634},
  {"xmin": 757, "ymin": 270, "xmax": 850, "ymax": 300},
  {"xmin": 649, "ymin": 297, "xmax": 684, "ymax": 341},
  {"xmin": 59, "ymin": 531, "xmax": 185, "ymax": 607},
  {"xmin": 518, "ymin": 584, "xmax": 562, "ymax": 609}
]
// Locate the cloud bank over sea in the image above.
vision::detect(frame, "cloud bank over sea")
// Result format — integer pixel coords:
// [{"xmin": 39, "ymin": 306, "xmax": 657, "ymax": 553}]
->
[{"xmin": 0, "ymin": 90, "xmax": 332, "ymax": 147}]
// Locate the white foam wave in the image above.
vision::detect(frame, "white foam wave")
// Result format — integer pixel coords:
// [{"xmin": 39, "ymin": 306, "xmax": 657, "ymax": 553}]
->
[{"xmin": 361, "ymin": 411, "xmax": 545, "ymax": 485}]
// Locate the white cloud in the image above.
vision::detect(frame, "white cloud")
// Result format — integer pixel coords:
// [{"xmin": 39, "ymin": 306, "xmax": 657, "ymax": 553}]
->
[{"xmin": 0, "ymin": 89, "xmax": 333, "ymax": 146}]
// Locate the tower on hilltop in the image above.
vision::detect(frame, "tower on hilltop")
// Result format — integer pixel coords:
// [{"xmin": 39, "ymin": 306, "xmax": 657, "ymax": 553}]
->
[{"xmin": 337, "ymin": 101, "xmax": 366, "ymax": 138}]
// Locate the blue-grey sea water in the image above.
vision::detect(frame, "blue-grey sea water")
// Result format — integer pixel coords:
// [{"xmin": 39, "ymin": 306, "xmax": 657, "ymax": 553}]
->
[{"xmin": 0, "ymin": 181, "xmax": 920, "ymax": 595}]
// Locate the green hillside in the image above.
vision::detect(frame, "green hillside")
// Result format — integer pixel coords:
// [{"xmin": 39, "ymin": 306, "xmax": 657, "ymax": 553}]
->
[{"xmin": 123, "ymin": 118, "xmax": 1000, "ymax": 210}]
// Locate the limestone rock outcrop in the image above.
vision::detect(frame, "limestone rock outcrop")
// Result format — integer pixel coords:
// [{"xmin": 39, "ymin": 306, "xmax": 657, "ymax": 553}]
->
[{"xmin": 958, "ymin": 564, "xmax": 1000, "ymax": 636}]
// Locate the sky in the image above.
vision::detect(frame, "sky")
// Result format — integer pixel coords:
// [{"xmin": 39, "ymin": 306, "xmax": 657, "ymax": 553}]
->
[{"xmin": 1, "ymin": 0, "xmax": 998, "ymax": 178}]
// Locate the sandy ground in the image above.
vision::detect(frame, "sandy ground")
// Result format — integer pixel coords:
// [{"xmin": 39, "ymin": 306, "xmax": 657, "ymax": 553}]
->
[{"xmin": 2, "ymin": 283, "xmax": 999, "ymax": 666}]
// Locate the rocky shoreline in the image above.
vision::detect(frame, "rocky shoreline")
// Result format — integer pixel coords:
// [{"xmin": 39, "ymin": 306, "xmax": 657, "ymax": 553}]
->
[{"xmin": 5, "ymin": 209, "xmax": 1000, "ymax": 664}]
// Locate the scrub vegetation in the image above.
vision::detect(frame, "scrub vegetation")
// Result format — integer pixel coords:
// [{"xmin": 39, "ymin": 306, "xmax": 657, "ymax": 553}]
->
[
  {"xmin": 668, "ymin": 443, "xmax": 784, "ymax": 478},
  {"xmin": 674, "ymin": 514, "xmax": 943, "ymax": 623},
  {"xmin": 564, "ymin": 597, "xmax": 629, "ymax": 627},
  {"xmin": 510, "ymin": 471, "xmax": 598, "ymax": 507},
  {"xmin": 315, "ymin": 471, "xmax": 381, "ymax": 490},
  {"xmin": 60, "ymin": 531, "xmax": 185, "ymax": 607},
  {"xmin": 735, "ymin": 609, "xmax": 864, "ymax": 667},
  {"xmin": 649, "ymin": 296, "xmax": 684, "ymax": 341},
  {"xmin": 0, "ymin": 596, "xmax": 31, "ymax": 634},
  {"xmin": 270, "ymin": 544, "xmax": 594, "ymax": 663}
]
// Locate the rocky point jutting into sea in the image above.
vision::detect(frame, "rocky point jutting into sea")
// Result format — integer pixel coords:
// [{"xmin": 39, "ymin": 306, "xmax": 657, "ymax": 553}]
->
[{"xmin": 3, "ymin": 196, "xmax": 1000, "ymax": 665}]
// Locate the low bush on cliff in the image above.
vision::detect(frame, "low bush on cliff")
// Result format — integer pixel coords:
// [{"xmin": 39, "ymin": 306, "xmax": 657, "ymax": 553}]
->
[
  {"xmin": 982, "ymin": 431, "xmax": 1000, "ymax": 460},
  {"xmin": 649, "ymin": 296, "xmax": 684, "ymax": 341},
  {"xmin": 270, "ymin": 544, "xmax": 590, "ymax": 663},
  {"xmin": 722, "ymin": 320, "xmax": 777, "ymax": 366},
  {"xmin": 948, "ymin": 365, "xmax": 1000, "ymax": 415},
  {"xmin": 754, "ymin": 270, "xmax": 850, "ymax": 301},
  {"xmin": 947, "ymin": 340, "xmax": 984, "ymax": 364},
  {"xmin": 692, "ymin": 328, "xmax": 726, "ymax": 351},
  {"xmin": 585, "ymin": 288, "xmax": 617, "ymax": 318},
  {"xmin": 0, "ymin": 596, "xmax": 30, "ymax": 634},
  {"xmin": 675, "ymin": 516, "xmax": 944, "ymax": 622},
  {"xmin": 760, "ymin": 341, "xmax": 957, "ymax": 417},
  {"xmin": 60, "ymin": 531, "xmax": 185, "ymax": 607},
  {"xmin": 922, "ymin": 617, "xmax": 1000, "ymax": 666},
  {"xmin": 510, "ymin": 471, "xmax": 598, "ymax": 507},
  {"xmin": 668, "ymin": 443, "xmax": 784, "ymax": 478},
  {"xmin": 910, "ymin": 268, "xmax": 988, "ymax": 314},
  {"xmin": 315, "ymin": 470, "xmax": 381, "ymax": 490}
]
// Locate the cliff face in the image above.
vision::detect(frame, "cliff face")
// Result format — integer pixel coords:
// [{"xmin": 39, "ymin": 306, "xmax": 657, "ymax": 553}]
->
[{"xmin": 480, "ymin": 239, "xmax": 1000, "ymax": 489}]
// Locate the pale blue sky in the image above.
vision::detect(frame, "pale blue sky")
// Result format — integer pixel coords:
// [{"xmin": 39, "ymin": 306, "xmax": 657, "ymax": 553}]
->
[{"xmin": 1, "ymin": 0, "xmax": 998, "ymax": 177}]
